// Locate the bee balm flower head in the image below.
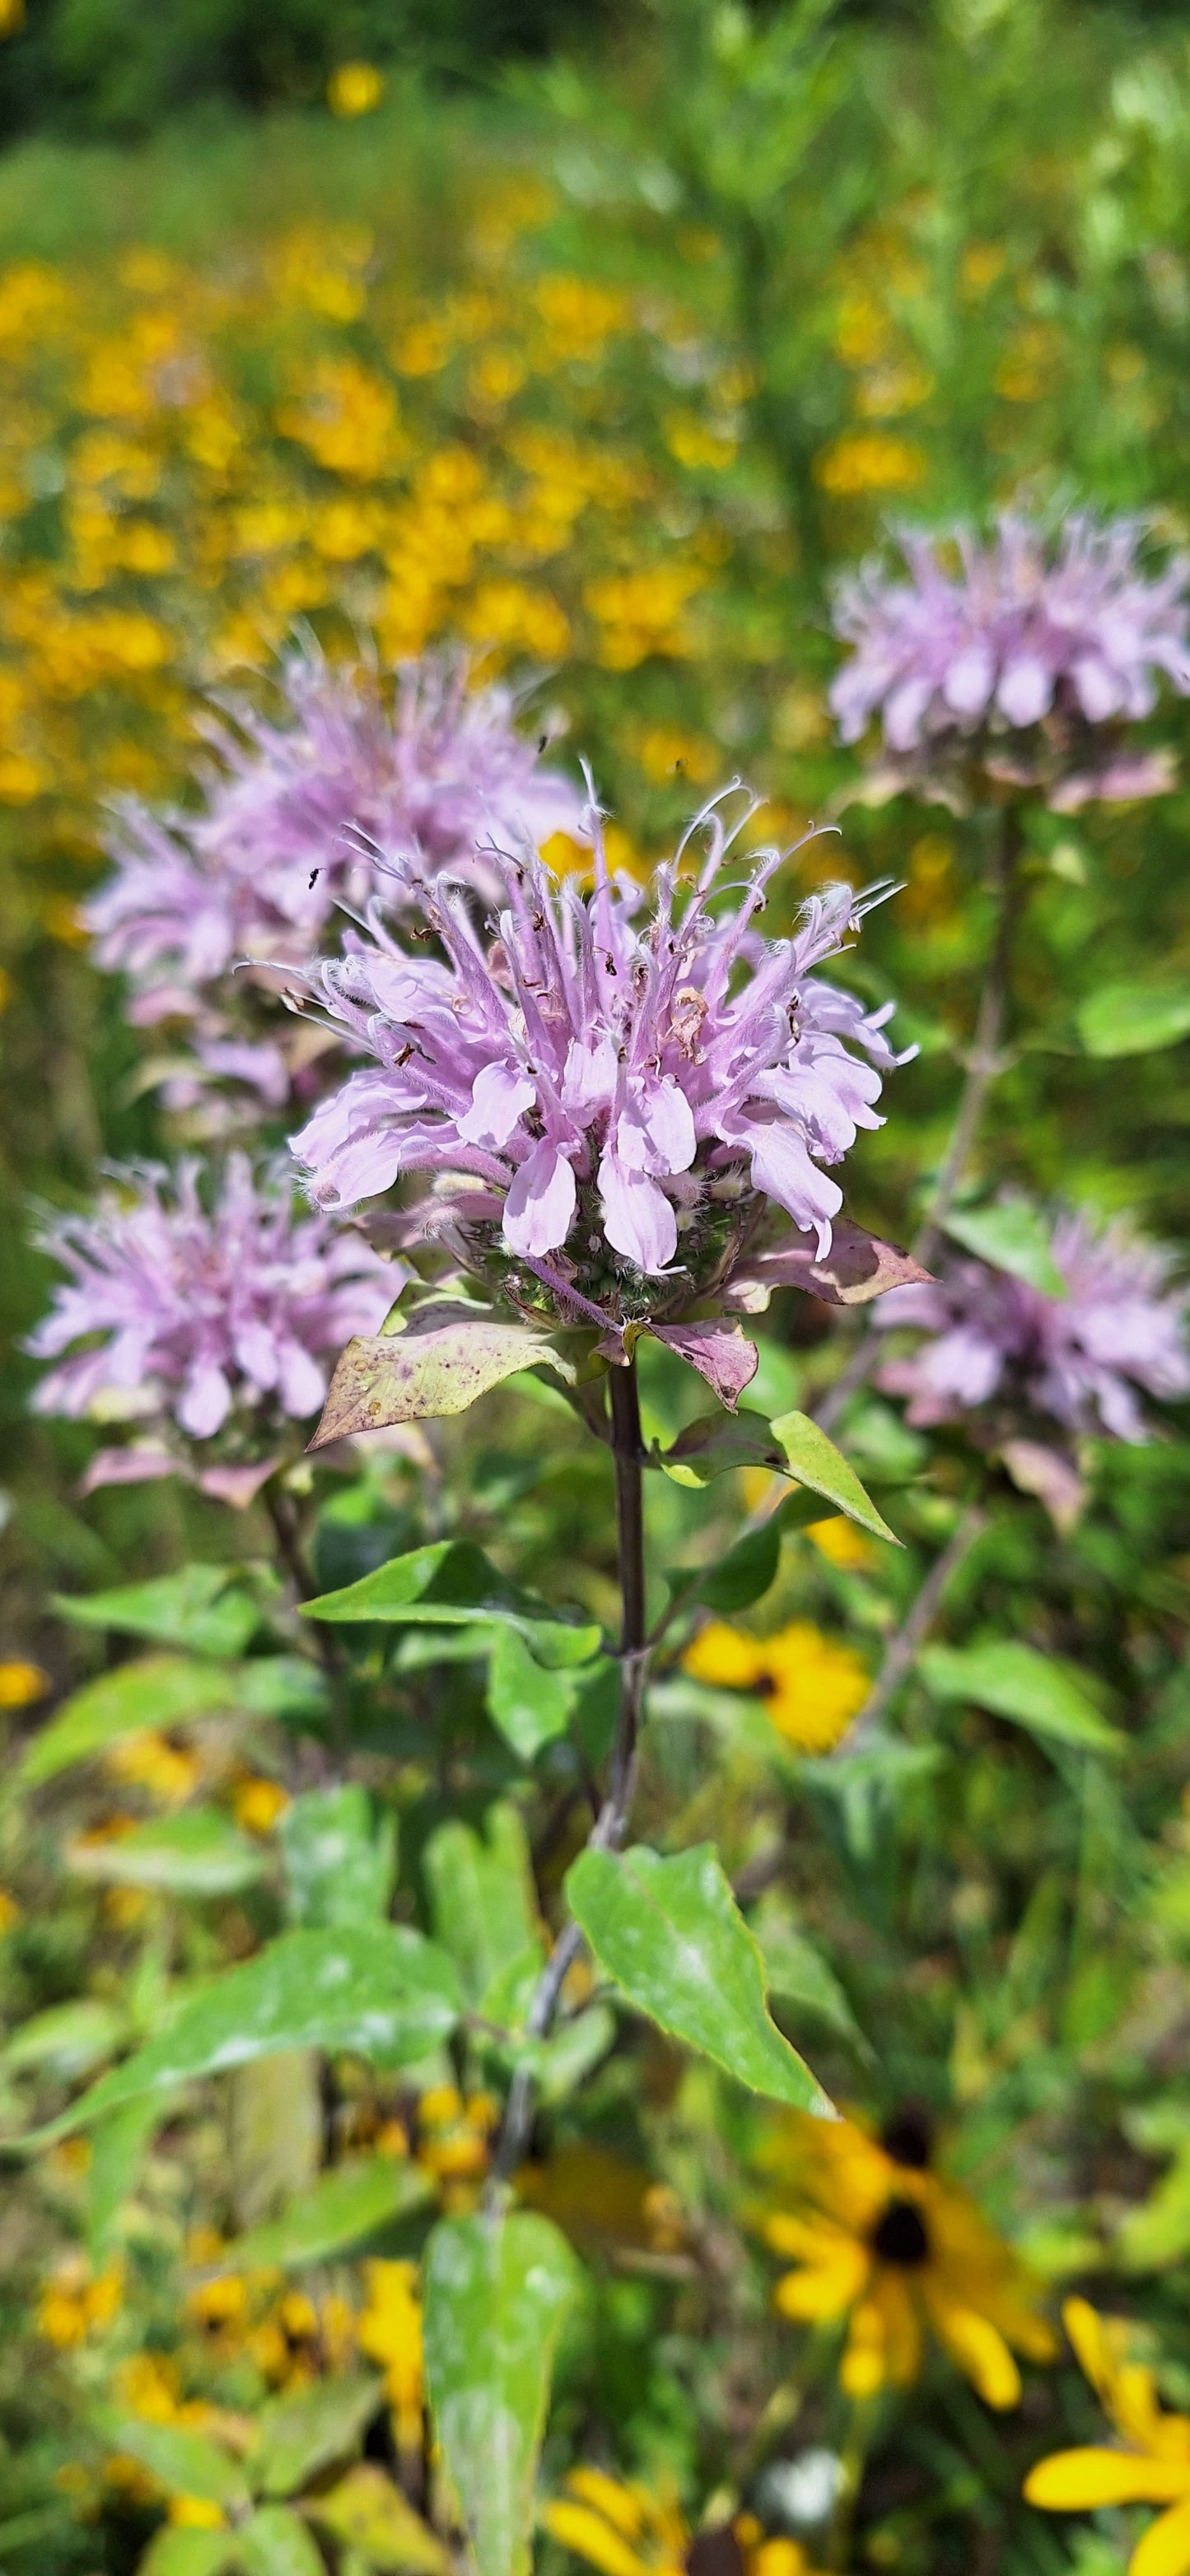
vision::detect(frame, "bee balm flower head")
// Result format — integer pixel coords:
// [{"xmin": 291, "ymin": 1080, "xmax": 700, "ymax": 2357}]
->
[
  {"xmin": 287, "ymin": 785, "xmax": 912, "ymax": 1347},
  {"xmin": 28, "ymin": 1155, "xmax": 394, "ymax": 1479},
  {"xmin": 830, "ymin": 512, "xmax": 1190, "ymax": 808},
  {"xmin": 85, "ymin": 646, "xmax": 583, "ymax": 1023}
]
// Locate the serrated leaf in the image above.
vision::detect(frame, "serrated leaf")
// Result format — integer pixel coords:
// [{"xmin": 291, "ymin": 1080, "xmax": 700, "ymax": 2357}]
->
[
  {"xmin": 769, "ymin": 1411, "xmax": 899, "ymax": 1544},
  {"xmin": 221, "ymin": 2154, "xmax": 434, "ymax": 2272},
  {"xmin": 310, "ymin": 1311, "xmax": 577, "ymax": 1445},
  {"xmin": 96, "ymin": 2411, "xmax": 249, "ymax": 2509},
  {"xmin": 237, "ymin": 2505, "xmax": 326, "ymax": 2576},
  {"xmin": 1077, "ymin": 979, "xmax": 1190, "ymax": 1059},
  {"xmin": 565, "ymin": 1843, "xmax": 830, "ymax": 2113},
  {"xmin": 423, "ymin": 2210, "xmax": 578, "ymax": 2576},
  {"xmin": 303, "ymin": 1540, "xmax": 600, "ymax": 1670},
  {"xmin": 254, "ymin": 2374, "xmax": 382, "ymax": 2499},
  {"xmin": 52, "ymin": 1564, "xmax": 259, "ymax": 1658},
  {"xmin": 67, "ymin": 1807, "xmax": 266, "ymax": 1896},
  {"xmin": 12, "ymin": 1655, "xmax": 242, "ymax": 1793},
  {"xmin": 918, "ymin": 1641, "xmax": 1122, "ymax": 1754},
  {"xmin": 423, "ymin": 1804, "xmax": 538, "ymax": 2009},
  {"xmin": 28, "ymin": 1926, "xmax": 461, "ymax": 2143},
  {"xmin": 944, "ymin": 1199, "xmax": 1066, "ymax": 1297},
  {"xmin": 306, "ymin": 2463, "xmax": 448, "ymax": 2573},
  {"xmin": 278, "ymin": 1786, "xmax": 397, "ymax": 1931}
]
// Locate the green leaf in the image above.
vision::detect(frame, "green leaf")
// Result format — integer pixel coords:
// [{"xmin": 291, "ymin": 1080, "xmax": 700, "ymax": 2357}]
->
[
  {"xmin": 306, "ymin": 2463, "xmax": 448, "ymax": 2573},
  {"xmin": 52, "ymin": 1565, "xmax": 260, "ymax": 1658},
  {"xmin": 487, "ymin": 1631, "xmax": 610, "ymax": 1761},
  {"xmin": 235, "ymin": 1659, "xmax": 329, "ymax": 1722},
  {"xmin": 96, "ymin": 2411, "xmax": 249, "ymax": 2510},
  {"xmin": 310, "ymin": 1310, "xmax": 578, "ymax": 1445},
  {"xmin": 236, "ymin": 2505, "xmax": 327, "ymax": 2576},
  {"xmin": 658, "ymin": 1411, "xmax": 786, "ymax": 1487},
  {"xmin": 944, "ymin": 1199, "xmax": 1066, "ymax": 1297},
  {"xmin": 12, "ymin": 1655, "xmax": 243, "ymax": 1792},
  {"xmin": 0, "ymin": 1997, "xmax": 124, "ymax": 2078},
  {"xmin": 769, "ymin": 1411, "xmax": 899, "ymax": 1544},
  {"xmin": 229, "ymin": 2051, "xmax": 321, "ymax": 2234},
  {"xmin": 1077, "ymin": 979, "xmax": 1190, "ymax": 1059},
  {"xmin": 749, "ymin": 1894, "xmax": 870, "ymax": 2055},
  {"xmin": 29, "ymin": 1926, "xmax": 461, "ymax": 2142},
  {"xmin": 278, "ymin": 1786, "xmax": 397, "ymax": 1930},
  {"xmin": 665, "ymin": 1519, "xmax": 782, "ymax": 1617},
  {"xmin": 423, "ymin": 1804, "xmax": 539, "ymax": 2009},
  {"xmin": 918, "ymin": 1641, "xmax": 1122, "ymax": 1754},
  {"xmin": 302, "ymin": 1540, "xmax": 600, "ymax": 1671},
  {"xmin": 221, "ymin": 2154, "xmax": 434, "ymax": 2271},
  {"xmin": 423, "ymin": 2210, "xmax": 578, "ymax": 2576},
  {"xmin": 565, "ymin": 1843, "xmax": 830, "ymax": 2112},
  {"xmin": 138, "ymin": 2532, "xmax": 239, "ymax": 2576},
  {"xmin": 67, "ymin": 1807, "xmax": 266, "ymax": 1896},
  {"xmin": 254, "ymin": 2374, "xmax": 382, "ymax": 2499},
  {"xmin": 86, "ymin": 2098, "xmax": 161, "ymax": 2262}
]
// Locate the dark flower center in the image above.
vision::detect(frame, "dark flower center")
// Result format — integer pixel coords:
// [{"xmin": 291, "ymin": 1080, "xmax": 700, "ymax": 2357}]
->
[
  {"xmin": 870, "ymin": 2198, "xmax": 930, "ymax": 2268},
  {"xmin": 880, "ymin": 2105, "xmax": 932, "ymax": 2169}
]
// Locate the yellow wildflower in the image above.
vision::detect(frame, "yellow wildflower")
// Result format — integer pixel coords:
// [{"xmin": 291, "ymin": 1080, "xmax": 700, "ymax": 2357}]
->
[
  {"xmin": 1025, "ymin": 2298, "xmax": 1190, "ymax": 2574},
  {"xmin": 807, "ymin": 1519, "xmax": 875, "ymax": 1572},
  {"xmin": 0, "ymin": 1889, "xmax": 21, "ymax": 1936},
  {"xmin": 168, "ymin": 2497, "xmax": 226, "ymax": 2529},
  {"xmin": 327, "ymin": 61, "xmax": 385, "ymax": 118},
  {"xmin": 36, "ymin": 2255, "xmax": 124, "ymax": 2348},
  {"xmin": 0, "ymin": 1658, "xmax": 49, "ymax": 1707},
  {"xmin": 762, "ymin": 2109, "xmax": 1057, "ymax": 2408},
  {"xmin": 105, "ymin": 1729, "xmax": 201, "ymax": 1807},
  {"xmin": 683, "ymin": 1619, "xmax": 869, "ymax": 1753},
  {"xmin": 231, "ymin": 1775, "xmax": 290, "ymax": 1836},
  {"xmin": 357, "ymin": 2260, "xmax": 423, "ymax": 2457},
  {"xmin": 813, "ymin": 431, "xmax": 926, "ymax": 496},
  {"xmin": 544, "ymin": 2476, "xmax": 826, "ymax": 2576}
]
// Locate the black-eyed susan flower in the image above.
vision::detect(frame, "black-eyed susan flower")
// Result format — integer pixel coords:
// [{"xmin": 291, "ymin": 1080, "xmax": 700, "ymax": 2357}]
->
[
  {"xmin": 1025, "ymin": 2297, "xmax": 1190, "ymax": 2576},
  {"xmin": 683, "ymin": 1620, "xmax": 869, "ymax": 1752},
  {"xmin": 760, "ymin": 2108, "xmax": 1057, "ymax": 2406},
  {"xmin": 356, "ymin": 2259, "xmax": 423, "ymax": 2467},
  {"xmin": 543, "ymin": 2472, "xmax": 826, "ymax": 2576}
]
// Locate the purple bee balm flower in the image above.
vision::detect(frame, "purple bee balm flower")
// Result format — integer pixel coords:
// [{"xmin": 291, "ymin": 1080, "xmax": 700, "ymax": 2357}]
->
[
  {"xmin": 829, "ymin": 512, "xmax": 1190, "ymax": 808},
  {"xmin": 875, "ymin": 1210, "xmax": 1190, "ymax": 1442},
  {"xmin": 85, "ymin": 646, "xmax": 583, "ymax": 1023},
  {"xmin": 27, "ymin": 1155, "xmax": 395, "ymax": 1457},
  {"xmin": 287, "ymin": 786, "xmax": 912, "ymax": 1337}
]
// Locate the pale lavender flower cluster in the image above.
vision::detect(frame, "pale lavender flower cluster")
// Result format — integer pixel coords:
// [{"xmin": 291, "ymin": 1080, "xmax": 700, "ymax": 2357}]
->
[
  {"xmin": 288, "ymin": 791, "xmax": 912, "ymax": 1310},
  {"xmin": 875, "ymin": 1212, "xmax": 1190, "ymax": 1442},
  {"xmin": 830, "ymin": 512, "xmax": 1190, "ymax": 805},
  {"xmin": 85, "ymin": 647, "xmax": 583, "ymax": 1027},
  {"xmin": 28, "ymin": 1155, "xmax": 394, "ymax": 1464}
]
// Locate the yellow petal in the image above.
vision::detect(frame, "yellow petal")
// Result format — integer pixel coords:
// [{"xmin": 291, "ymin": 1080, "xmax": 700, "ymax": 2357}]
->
[
  {"xmin": 1025, "ymin": 2452, "xmax": 1190, "ymax": 2510},
  {"xmin": 1132, "ymin": 2498, "xmax": 1190, "ymax": 2576},
  {"xmin": 926, "ymin": 2293, "xmax": 1020, "ymax": 2411},
  {"xmin": 871, "ymin": 2271, "xmax": 922, "ymax": 2390},
  {"xmin": 542, "ymin": 2503, "xmax": 651, "ymax": 2576},
  {"xmin": 683, "ymin": 1623, "xmax": 766, "ymax": 1690},
  {"xmin": 774, "ymin": 2236, "xmax": 868, "ymax": 2322},
  {"xmin": 563, "ymin": 2473, "xmax": 646, "ymax": 2540},
  {"xmin": 841, "ymin": 2298, "xmax": 889, "ymax": 2399}
]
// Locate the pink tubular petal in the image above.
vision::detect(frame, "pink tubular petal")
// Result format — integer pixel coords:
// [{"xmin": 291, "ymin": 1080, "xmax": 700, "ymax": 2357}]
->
[
  {"xmin": 597, "ymin": 1152, "xmax": 678, "ymax": 1274},
  {"xmin": 457, "ymin": 1060, "xmax": 537, "ymax": 1149},
  {"xmin": 502, "ymin": 1141, "xmax": 577, "ymax": 1258},
  {"xmin": 177, "ymin": 1363, "xmax": 233, "ymax": 1438}
]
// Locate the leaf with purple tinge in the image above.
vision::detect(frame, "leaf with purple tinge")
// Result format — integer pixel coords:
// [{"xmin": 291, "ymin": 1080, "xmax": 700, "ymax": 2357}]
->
[
  {"xmin": 309, "ymin": 1307, "xmax": 578, "ymax": 1443},
  {"xmin": 646, "ymin": 1319, "xmax": 759, "ymax": 1409},
  {"xmin": 724, "ymin": 1219, "xmax": 932, "ymax": 1312}
]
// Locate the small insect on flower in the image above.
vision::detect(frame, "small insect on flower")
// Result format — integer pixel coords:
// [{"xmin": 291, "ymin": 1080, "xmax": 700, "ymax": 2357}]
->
[
  {"xmin": 830, "ymin": 511, "xmax": 1190, "ymax": 808},
  {"xmin": 759, "ymin": 2108, "xmax": 1057, "ymax": 2407},
  {"xmin": 85, "ymin": 645, "xmax": 584, "ymax": 1027},
  {"xmin": 875, "ymin": 1208, "xmax": 1190, "ymax": 1442},
  {"xmin": 1025, "ymin": 2298, "xmax": 1190, "ymax": 2576},
  {"xmin": 26, "ymin": 1153, "xmax": 394, "ymax": 1484},
  {"xmin": 684, "ymin": 1619, "xmax": 870, "ymax": 1752},
  {"xmin": 288, "ymin": 783, "xmax": 912, "ymax": 1344}
]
